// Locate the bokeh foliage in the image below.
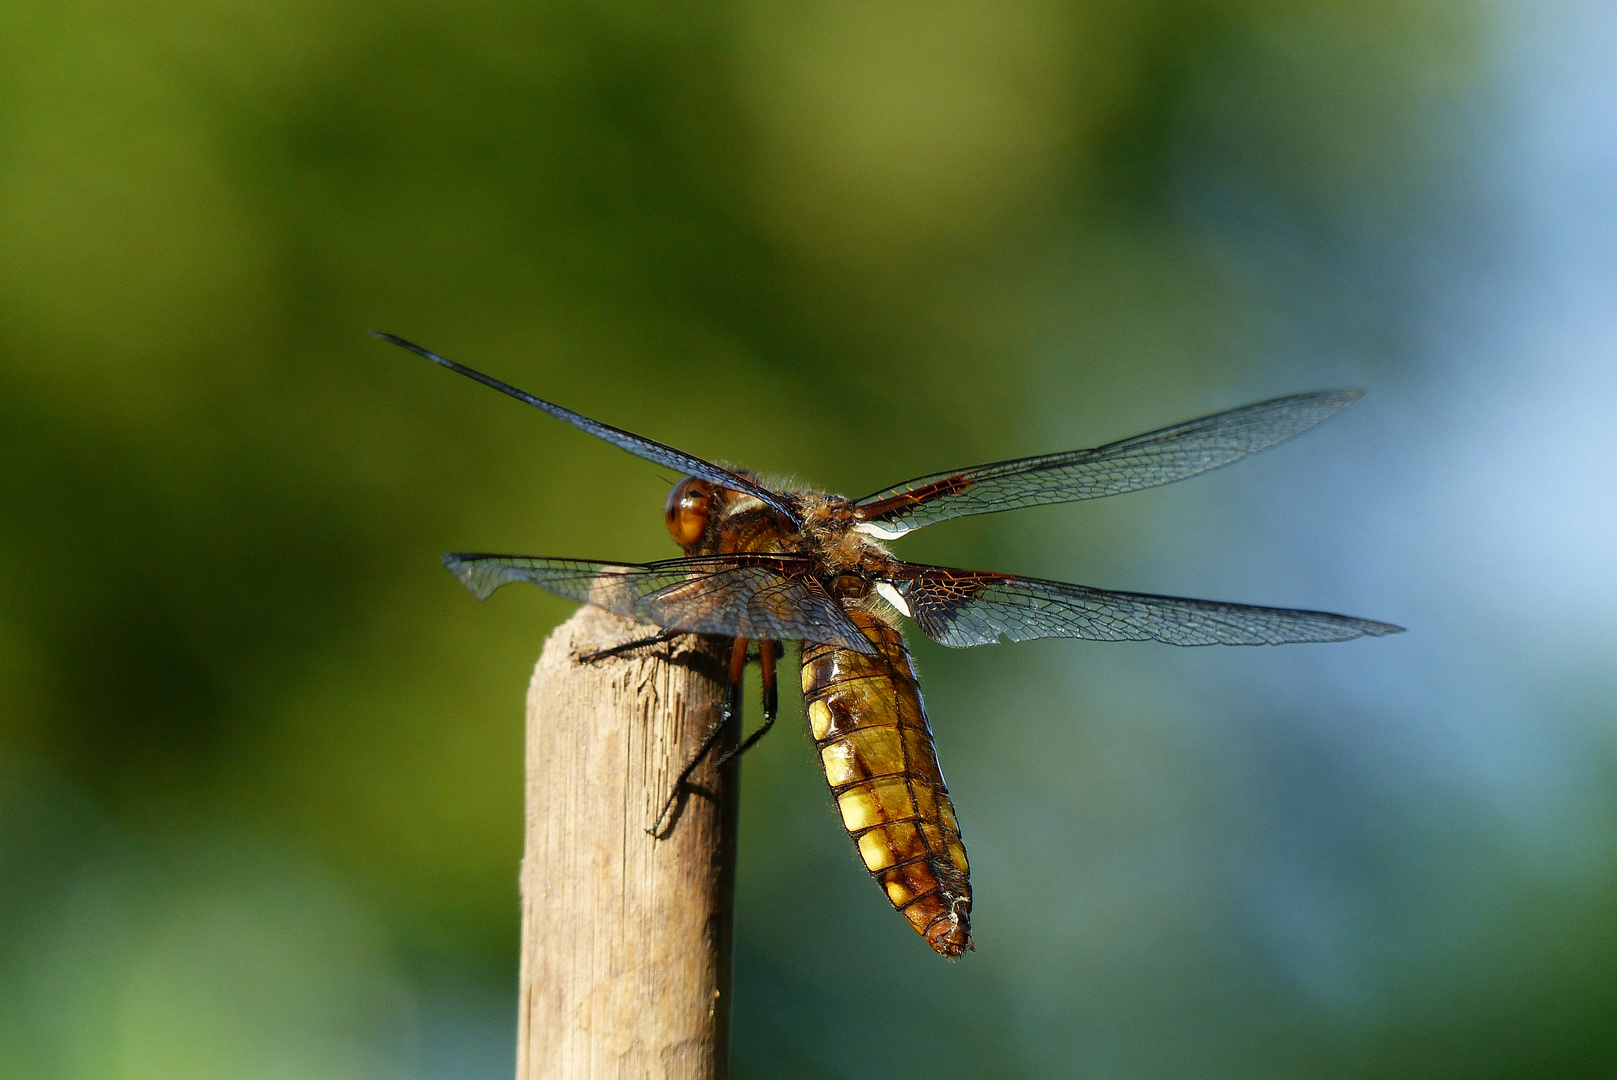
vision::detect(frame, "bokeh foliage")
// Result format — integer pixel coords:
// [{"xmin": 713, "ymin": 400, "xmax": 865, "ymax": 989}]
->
[{"xmin": 12, "ymin": 1, "xmax": 1615, "ymax": 1078}]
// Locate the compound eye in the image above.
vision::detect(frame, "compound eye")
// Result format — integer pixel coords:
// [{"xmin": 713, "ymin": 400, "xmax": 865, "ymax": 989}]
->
[{"xmin": 665, "ymin": 477, "xmax": 712, "ymax": 549}]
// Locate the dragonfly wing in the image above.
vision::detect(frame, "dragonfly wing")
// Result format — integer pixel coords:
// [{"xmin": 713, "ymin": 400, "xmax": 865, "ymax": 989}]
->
[
  {"xmin": 852, "ymin": 389, "xmax": 1363, "ymax": 537},
  {"xmin": 443, "ymin": 552, "xmax": 875, "ymax": 653},
  {"xmin": 882, "ymin": 564, "xmax": 1404, "ymax": 648},
  {"xmin": 374, "ymin": 332, "xmax": 800, "ymax": 524}
]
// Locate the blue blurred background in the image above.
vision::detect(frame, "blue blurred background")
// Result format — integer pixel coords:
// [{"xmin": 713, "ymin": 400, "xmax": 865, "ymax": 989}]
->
[{"xmin": 3, "ymin": 1, "xmax": 1615, "ymax": 1076}]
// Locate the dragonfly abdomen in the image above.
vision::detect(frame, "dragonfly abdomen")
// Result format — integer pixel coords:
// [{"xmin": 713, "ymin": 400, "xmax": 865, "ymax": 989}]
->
[{"xmin": 801, "ymin": 610, "xmax": 972, "ymax": 957}]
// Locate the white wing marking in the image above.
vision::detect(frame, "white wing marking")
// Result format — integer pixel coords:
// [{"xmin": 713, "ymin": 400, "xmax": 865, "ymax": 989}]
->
[
  {"xmin": 853, "ymin": 521, "xmax": 910, "ymax": 540},
  {"xmin": 875, "ymin": 581, "xmax": 912, "ymax": 618}
]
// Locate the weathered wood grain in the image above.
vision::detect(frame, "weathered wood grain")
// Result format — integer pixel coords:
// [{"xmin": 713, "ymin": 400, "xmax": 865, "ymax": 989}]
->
[{"xmin": 516, "ymin": 605, "xmax": 736, "ymax": 1080}]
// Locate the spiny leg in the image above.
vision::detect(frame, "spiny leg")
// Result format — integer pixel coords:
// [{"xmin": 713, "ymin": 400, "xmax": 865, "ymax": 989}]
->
[
  {"xmin": 578, "ymin": 625, "xmax": 681, "ymax": 664},
  {"xmin": 718, "ymin": 640, "xmax": 779, "ymax": 767},
  {"xmin": 648, "ymin": 636, "xmax": 748, "ymax": 838}
]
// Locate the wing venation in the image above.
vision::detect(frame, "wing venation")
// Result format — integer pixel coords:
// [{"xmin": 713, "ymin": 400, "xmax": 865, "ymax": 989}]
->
[
  {"xmin": 883, "ymin": 564, "xmax": 1403, "ymax": 648},
  {"xmin": 374, "ymin": 332, "xmax": 800, "ymax": 524},
  {"xmin": 853, "ymin": 389, "xmax": 1363, "ymax": 535},
  {"xmin": 442, "ymin": 552, "xmax": 875, "ymax": 652}
]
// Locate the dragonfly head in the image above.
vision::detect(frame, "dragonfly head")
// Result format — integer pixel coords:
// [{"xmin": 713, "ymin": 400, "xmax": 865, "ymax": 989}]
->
[{"xmin": 665, "ymin": 476, "xmax": 714, "ymax": 550}]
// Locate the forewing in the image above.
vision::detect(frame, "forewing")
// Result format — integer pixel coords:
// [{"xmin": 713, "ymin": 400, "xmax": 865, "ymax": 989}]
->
[
  {"xmin": 853, "ymin": 389, "xmax": 1364, "ymax": 536},
  {"xmin": 883, "ymin": 564, "xmax": 1404, "ymax": 648},
  {"xmin": 442, "ymin": 552, "xmax": 875, "ymax": 652},
  {"xmin": 374, "ymin": 332, "xmax": 800, "ymax": 524}
]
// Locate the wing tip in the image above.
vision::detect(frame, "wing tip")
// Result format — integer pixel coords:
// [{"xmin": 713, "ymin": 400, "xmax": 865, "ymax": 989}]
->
[
  {"xmin": 441, "ymin": 552, "xmax": 495, "ymax": 601},
  {"xmin": 1292, "ymin": 386, "xmax": 1366, "ymax": 415},
  {"xmin": 372, "ymin": 330, "xmax": 461, "ymax": 373},
  {"xmin": 1297, "ymin": 615, "xmax": 1404, "ymax": 643},
  {"xmin": 370, "ymin": 328, "xmax": 415, "ymax": 351},
  {"xmin": 1287, "ymin": 614, "xmax": 1404, "ymax": 644},
  {"xmin": 1330, "ymin": 386, "xmax": 1367, "ymax": 410}
]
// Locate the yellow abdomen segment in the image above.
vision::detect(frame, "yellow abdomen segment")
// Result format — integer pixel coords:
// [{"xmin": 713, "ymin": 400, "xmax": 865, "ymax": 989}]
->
[{"xmin": 802, "ymin": 610, "xmax": 972, "ymax": 957}]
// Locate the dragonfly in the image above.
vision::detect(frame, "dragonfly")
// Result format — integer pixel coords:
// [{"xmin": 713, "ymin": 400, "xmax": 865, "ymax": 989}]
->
[{"xmin": 376, "ymin": 331, "xmax": 1403, "ymax": 958}]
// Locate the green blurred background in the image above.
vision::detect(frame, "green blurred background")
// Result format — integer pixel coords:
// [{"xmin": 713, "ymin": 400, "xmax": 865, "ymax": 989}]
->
[{"xmin": 6, "ymin": 0, "xmax": 1617, "ymax": 1076}]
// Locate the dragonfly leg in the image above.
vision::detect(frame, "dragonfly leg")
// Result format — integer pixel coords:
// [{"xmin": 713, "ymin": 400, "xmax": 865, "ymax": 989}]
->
[
  {"xmin": 578, "ymin": 625, "xmax": 682, "ymax": 664},
  {"xmin": 648, "ymin": 636, "xmax": 748, "ymax": 838},
  {"xmin": 718, "ymin": 640, "xmax": 778, "ymax": 767}
]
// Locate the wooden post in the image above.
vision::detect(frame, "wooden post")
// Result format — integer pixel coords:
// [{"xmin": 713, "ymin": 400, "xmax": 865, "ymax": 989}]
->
[{"xmin": 515, "ymin": 605, "xmax": 737, "ymax": 1080}]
